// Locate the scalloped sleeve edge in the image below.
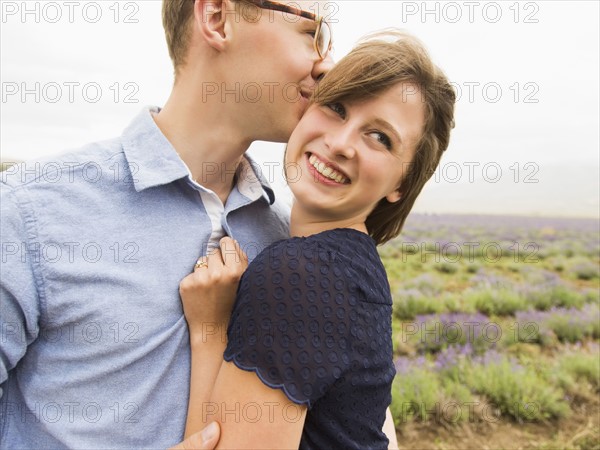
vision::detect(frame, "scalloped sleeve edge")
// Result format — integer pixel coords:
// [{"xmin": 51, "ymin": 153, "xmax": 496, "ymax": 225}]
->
[{"xmin": 223, "ymin": 352, "xmax": 313, "ymax": 410}]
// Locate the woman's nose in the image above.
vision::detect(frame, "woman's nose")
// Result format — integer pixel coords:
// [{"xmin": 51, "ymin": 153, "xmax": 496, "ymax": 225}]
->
[{"xmin": 325, "ymin": 125, "xmax": 357, "ymax": 160}]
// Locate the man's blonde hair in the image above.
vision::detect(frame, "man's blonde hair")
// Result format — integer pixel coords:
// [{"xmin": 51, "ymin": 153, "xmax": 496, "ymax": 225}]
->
[
  {"xmin": 162, "ymin": 0, "xmax": 251, "ymax": 73},
  {"xmin": 162, "ymin": 0, "xmax": 196, "ymax": 71}
]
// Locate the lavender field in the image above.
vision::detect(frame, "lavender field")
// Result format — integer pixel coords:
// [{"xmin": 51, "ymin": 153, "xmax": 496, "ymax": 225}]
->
[{"xmin": 381, "ymin": 214, "xmax": 600, "ymax": 449}]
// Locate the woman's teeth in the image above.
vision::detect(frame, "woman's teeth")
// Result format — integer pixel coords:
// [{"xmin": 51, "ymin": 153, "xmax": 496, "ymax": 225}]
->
[{"xmin": 308, "ymin": 155, "xmax": 349, "ymax": 184}]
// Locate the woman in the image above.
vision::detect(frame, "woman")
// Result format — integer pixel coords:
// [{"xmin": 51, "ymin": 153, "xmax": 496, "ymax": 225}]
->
[{"xmin": 179, "ymin": 30, "xmax": 455, "ymax": 449}]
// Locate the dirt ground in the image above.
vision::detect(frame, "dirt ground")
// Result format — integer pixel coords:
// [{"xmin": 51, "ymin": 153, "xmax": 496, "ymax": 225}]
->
[{"xmin": 395, "ymin": 397, "xmax": 600, "ymax": 450}]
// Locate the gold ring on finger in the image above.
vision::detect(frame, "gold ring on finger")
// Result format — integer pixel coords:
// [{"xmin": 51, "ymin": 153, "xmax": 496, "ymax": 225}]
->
[{"xmin": 194, "ymin": 259, "xmax": 208, "ymax": 270}]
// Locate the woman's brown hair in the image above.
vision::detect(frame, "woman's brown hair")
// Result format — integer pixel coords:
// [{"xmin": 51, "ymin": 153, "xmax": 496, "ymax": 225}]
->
[{"xmin": 314, "ymin": 30, "xmax": 456, "ymax": 245}]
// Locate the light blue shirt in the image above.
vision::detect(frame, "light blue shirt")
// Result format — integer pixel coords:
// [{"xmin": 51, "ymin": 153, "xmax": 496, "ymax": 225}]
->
[{"xmin": 0, "ymin": 107, "xmax": 290, "ymax": 448}]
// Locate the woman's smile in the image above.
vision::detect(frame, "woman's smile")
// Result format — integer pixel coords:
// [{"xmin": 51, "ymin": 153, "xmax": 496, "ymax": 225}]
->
[{"xmin": 305, "ymin": 152, "xmax": 351, "ymax": 185}]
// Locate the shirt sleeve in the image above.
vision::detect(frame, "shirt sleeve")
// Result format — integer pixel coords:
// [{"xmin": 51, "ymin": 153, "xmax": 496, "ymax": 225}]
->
[
  {"xmin": 224, "ymin": 239, "xmax": 353, "ymax": 409},
  {"xmin": 0, "ymin": 183, "xmax": 42, "ymax": 398}
]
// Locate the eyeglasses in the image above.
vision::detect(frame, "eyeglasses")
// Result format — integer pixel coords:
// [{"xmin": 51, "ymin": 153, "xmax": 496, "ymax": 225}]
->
[{"xmin": 241, "ymin": 0, "xmax": 332, "ymax": 60}]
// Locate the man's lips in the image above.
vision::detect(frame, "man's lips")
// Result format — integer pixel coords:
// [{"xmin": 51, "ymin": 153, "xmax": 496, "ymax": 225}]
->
[
  {"xmin": 300, "ymin": 89, "xmax": 311, "ymax": 100},
  {"xmin": 299, "ymin": 84, "xmax": 316, "ymax": 101}
]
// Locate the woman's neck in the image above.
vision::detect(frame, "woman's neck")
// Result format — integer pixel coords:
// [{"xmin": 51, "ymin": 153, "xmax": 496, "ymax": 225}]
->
[{"xmin": 289, "ymin": 202, "xmax": 368, "ymax": 238}]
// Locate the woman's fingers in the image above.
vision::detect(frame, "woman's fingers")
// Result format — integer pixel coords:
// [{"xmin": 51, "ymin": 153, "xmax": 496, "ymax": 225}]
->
[
  {"xmin": 206, "ymin": 246, "xmax": 224, "ymax": 271},
  {"xmin": 220, "ymin": 237, "xmax": 248, "ymax": 277},
  {"xmin": 188, "ymin": 237, "xmax": 247, "ymax": 281},
  {"xmin": 180, "ymin": 238, "xmax": 246, "ymax": 328},
  {"xmin": 234, "ymin": 239, "xmax": 249, "ymax": 266},
  {"xmin": 220, "ymin": 237, "xmax": 239, "ymax": 268}
]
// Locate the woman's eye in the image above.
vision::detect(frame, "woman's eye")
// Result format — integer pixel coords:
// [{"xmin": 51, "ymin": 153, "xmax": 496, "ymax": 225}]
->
[
  {"xmin": 326, "ymin": 102, "xmax": 346, "ymax": 118},
  {"xmin": 369, "ymin": 131, "xmax": 392, "ymax": 150}
]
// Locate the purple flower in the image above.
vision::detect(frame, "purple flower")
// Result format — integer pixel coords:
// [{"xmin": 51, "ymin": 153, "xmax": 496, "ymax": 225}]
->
[
  {"xmin": 470, "ymin": 271, "xmax": 514, "ymax": 289},
  {"xmin": 433, "ymin": 343, "xmax": 474, "ymax": 371},
  {"xmin": 394, "ymin": 355, "xmax": 428, "ymax": 375},
  {"xmin": 413, "ymin": 312, "xmax": 491, "ymax": 351},
  {"xmin": 472, "ymin": 348, "xmax": 504, "ymax": 366}
]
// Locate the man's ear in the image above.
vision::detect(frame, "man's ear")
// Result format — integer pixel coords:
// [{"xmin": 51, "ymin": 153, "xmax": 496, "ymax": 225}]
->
[
  {"xmin": 386, "ymin": 190, "xmax": 402, "ymax": 203},
  {"xmin": 194, "ymin": 0, "xmax": 228, "ymax": 51}
]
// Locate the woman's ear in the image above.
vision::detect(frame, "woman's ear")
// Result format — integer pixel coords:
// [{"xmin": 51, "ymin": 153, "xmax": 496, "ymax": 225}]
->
[
  {"xmin": 195, "ymin": 0, "xmax": 228, "ymax": 51},
  {"xmin": 386, "ymin": 190, "xmax": 402, "ymax": 203}
]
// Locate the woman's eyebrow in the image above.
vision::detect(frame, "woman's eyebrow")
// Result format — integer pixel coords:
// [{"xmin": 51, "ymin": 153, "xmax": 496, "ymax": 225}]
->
[{"xmin": 371, "ymin": 118, "xmax": 403, "ymax": 145}]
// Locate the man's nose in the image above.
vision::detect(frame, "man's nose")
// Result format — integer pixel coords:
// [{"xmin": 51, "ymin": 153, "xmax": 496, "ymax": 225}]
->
[{"xmin": 312, "ymin": 53, "xmax": 335, "ymax": 82}]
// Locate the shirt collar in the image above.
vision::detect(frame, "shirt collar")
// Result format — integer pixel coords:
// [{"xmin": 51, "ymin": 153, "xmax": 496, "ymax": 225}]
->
[
  {"xmin": 121, "ymin": 107, "xmax": 189, "ymax": 192},
  {"xmin": 238, "ymin": 154, "xmax": 276, "ymax": 205},
  {"xmin": 121, "ymin": 107, "xmax": 275, "ymax": 205}
]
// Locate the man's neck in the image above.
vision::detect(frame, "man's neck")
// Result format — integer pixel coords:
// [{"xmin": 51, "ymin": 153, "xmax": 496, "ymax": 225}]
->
[{"xmin": 153, "ymin": 80, "xmax": 253, "ymax": 203}]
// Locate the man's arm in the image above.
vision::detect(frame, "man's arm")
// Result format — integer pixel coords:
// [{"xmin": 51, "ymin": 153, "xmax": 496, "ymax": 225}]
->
[
  {"xmin": 0, "ymin": 185, "xmax": 41, "ymax": 396},
  {"xmin": 384, "ymin": 407, "xmax": 399, "ymax": 449}
]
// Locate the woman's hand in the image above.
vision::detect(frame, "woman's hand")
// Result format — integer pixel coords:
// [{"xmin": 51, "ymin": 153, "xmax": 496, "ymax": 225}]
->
[{"xmin": 179, "ymin": 237, "xmax": 248, "ymax": 338}]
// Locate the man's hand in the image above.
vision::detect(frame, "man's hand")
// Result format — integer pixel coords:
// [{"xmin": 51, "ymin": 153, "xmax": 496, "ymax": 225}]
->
[{"xmin": 170, "ymin": 422, "xmax": 220, "ymax": 449}]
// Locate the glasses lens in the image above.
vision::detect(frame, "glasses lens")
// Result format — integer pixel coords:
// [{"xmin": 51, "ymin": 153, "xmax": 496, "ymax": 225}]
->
[{"xmin": 316, "ymin": 20, "xmax": 331, "ymax": 58}]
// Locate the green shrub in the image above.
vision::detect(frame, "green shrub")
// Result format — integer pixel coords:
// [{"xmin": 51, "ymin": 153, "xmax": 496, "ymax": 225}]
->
[
  {"xmin": 526, "ymin": 289, "xmax": 555, "ymax": 311},
  {"xmin": 572, "ymin": 260, "xmax": 600, "ymax": 281},
  {"xmin": 391, "ymin": 367, "xmax": 442, "ymax": 424},
  {"xmin": 548, "ymin": 315, "xmax": 587, "ymax": 343},
  {"xmin": 393, "ymin": 291, "xmax": 444, "ymax": 320},
  {"xmin": 391, "ymin": 364, "xmax": 476, "ymax": 425},
  {"xmin": 522, "ymin": 284, "xmax": 586, "ymax": 311},
  {"xmin": 552, "ymin": 285, "xmax": 585, "ymax": 309},
  {"xmin": 466, "ymin": 264, "xmax": 480, "ymax": 274},
  {"xmin": 558, "ymin": 353, "xmax": 600, "ymax": 389},
  {"xmin": 466, "ymin": 287, "xmax": 527, "ymax": 316},
  {"xmin": 514, "ymin": 304, "xmax": 599, "ymax": 345},
  {"xmin": 443, "ymin": 295, "xmax": 476, "ymax": 314},
  {"xmin": 584, "ymin": 288, "xmax": 600, "ymax": 305},
  {"xmin": 464, "ymin": 353, "xmax": 570, "ymax": 422},
  {"xmin": 435, "ymin": 262, "xmax": 459, "ymax": 274}
]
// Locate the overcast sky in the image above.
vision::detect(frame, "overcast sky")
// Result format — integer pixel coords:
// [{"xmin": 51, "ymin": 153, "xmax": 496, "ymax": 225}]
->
[{"xmin": 1, "ymin": 1, "xmax": 599, "ymax": 217}]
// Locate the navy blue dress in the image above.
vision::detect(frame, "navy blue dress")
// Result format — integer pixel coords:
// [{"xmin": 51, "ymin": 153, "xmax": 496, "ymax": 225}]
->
[{"xmin": 224, "ymin": 228, "xmax": 396, "ymax": 449}]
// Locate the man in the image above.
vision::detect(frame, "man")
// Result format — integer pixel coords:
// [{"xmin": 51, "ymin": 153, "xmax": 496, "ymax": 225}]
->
[
  {"xmin": 1, "ymin": 0, "xmax": 330, "ymax": 447},
  {"xmin": 173, "ymin": 422, "xmax": 221, "ymax": 449}
]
